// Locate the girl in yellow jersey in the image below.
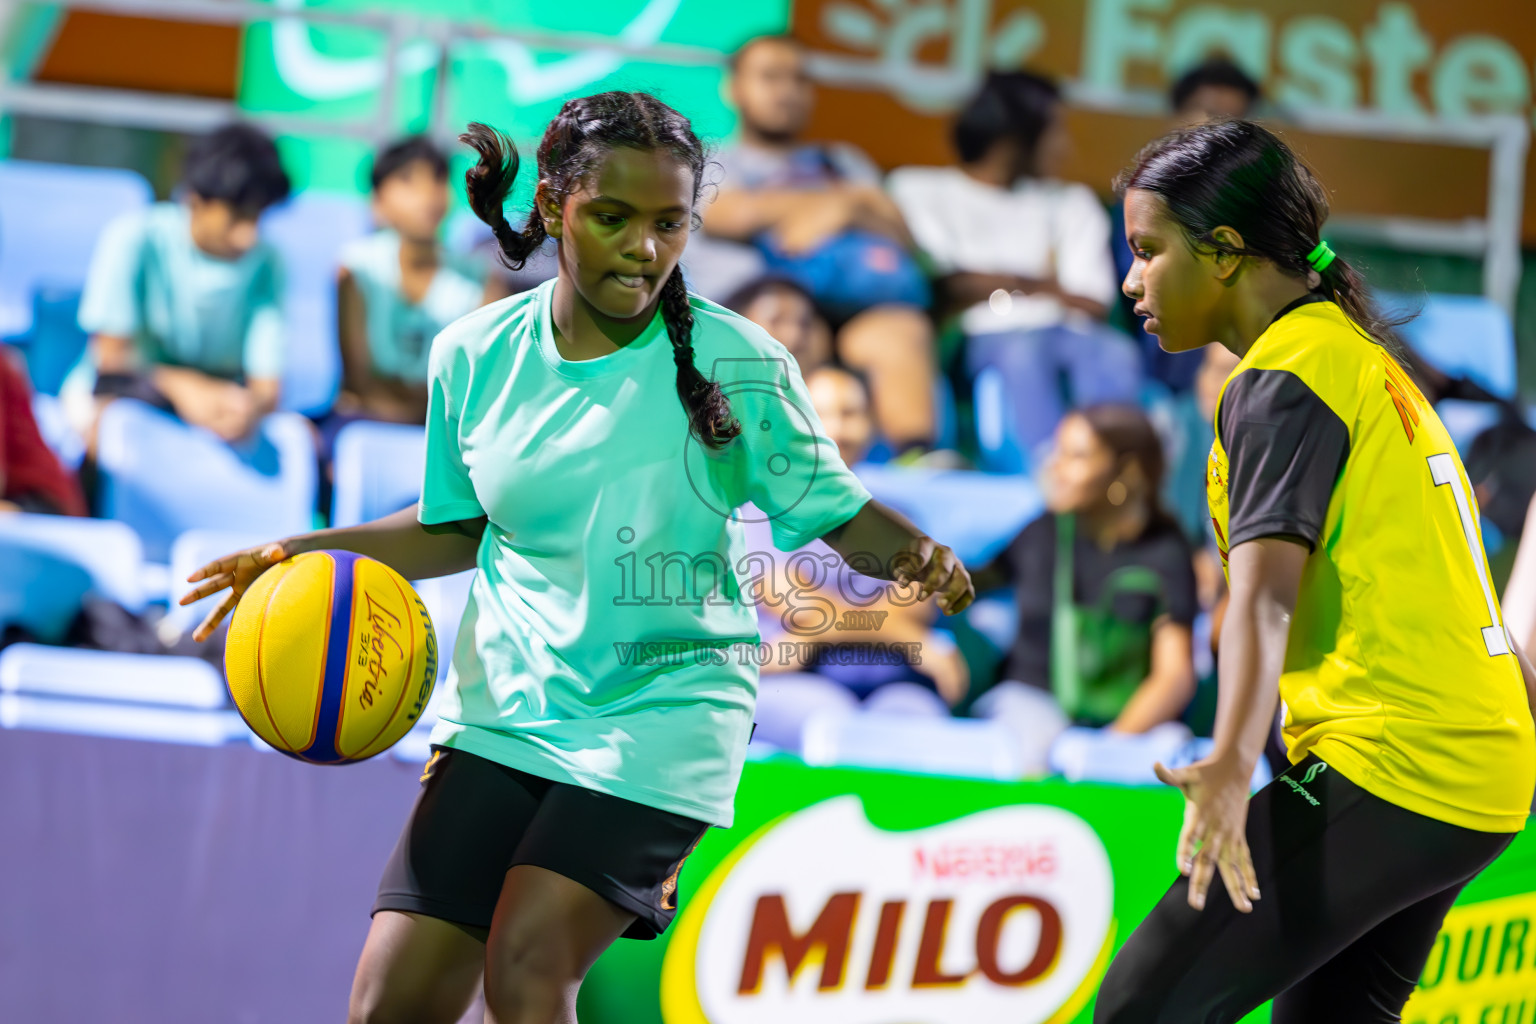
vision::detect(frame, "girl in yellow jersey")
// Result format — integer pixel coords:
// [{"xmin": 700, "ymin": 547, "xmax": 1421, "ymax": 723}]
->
[{"xmin": 1094, "ymin": 120, "xmax": 1536, "ymax": 1023}]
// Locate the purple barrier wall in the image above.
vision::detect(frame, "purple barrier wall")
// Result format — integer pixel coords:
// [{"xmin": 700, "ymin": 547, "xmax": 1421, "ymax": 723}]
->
[{"xmin": 0, "ymin": 730, "xmax": 424, "ymax": 1022}]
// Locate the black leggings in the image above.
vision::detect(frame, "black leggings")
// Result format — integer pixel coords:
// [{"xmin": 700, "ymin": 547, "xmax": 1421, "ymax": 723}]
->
[{"xmin": 1094, "ymin": 755, "xmax": 1517, "ymax": 1024}]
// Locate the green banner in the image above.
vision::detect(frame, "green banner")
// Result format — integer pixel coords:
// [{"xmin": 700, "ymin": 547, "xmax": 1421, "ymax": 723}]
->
[
  {"xmin": 577, "ymin": 758, "xmax": 1536, "ymax": 1023},
  {"xmin": 237, "ymin": 0, "xmax": 789, "ymax": 197}
]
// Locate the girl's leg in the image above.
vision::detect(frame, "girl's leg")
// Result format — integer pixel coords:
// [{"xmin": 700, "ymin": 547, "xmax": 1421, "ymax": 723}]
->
[
  {"xmin": 1092, "ymin": 755, "xmax": 1513, "ymax": 1024},
  {"xmin": 348, "ymin": 911, "xmax": 487, "ymax": 1024},
  {"xmin": 353, "ymin": 747, "xmax": 545, "ymax": 1023},
  {"xmin": 484, "ymin": 783, "xmax": 710, "ymax": 1024},
  {"xmin": 481, "ymin": 866, "xmax": 635, "ymax": 1024}
]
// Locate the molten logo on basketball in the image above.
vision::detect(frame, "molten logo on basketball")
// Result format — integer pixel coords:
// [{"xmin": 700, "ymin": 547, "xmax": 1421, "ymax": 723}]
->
[{"xmin": 661, "ymin": 798, "xmax": 1115, "ymax": 1024}]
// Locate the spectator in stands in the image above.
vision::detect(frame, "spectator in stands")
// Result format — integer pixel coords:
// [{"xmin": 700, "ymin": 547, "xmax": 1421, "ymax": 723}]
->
[
  {"xmin": 1171, "ymin": 56, "xmax": 1263, "ymax": 124},
  {"xmin": 966, "ymin": 404, "xmax": 1197, "ymax": 772},
  {"xmin": 69, "ymin": 123, "xmax": 292, "ymax": 446},
  {"xmin": 1116, "ymin": 58, "xmax": 1263, "ymax": 391},
  {"xmin": 749, "ymin": 365, "xmax": 969, "ymax": 750},
  {"xmin": 334, "ymin": 136, "xmax": 490, "ymax": 427},
  {"xmin": 699, "ymin": 34, "xmax": 944, "ymax": 462},
  {"xmin": 724, "ymin": 276, "xmax": 832, "ymax": 377},
  {"xmin": 890, "ymin": 71, "xmax": 1139, "ymax": 469},
  {"xmin": 0, "ymin": 348, "xmax": 86, "ymax": 515}
]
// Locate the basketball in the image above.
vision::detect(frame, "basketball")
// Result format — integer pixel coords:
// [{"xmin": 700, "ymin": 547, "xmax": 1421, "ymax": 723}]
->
[{"xmin": 224, "ymin": 550, "xmax": 438, "ymax": 764}]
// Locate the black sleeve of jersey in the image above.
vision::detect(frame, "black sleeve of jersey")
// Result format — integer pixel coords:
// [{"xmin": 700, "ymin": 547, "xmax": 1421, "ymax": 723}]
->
[{"xmin": 1219, "ymin": 368, "xmax": 1350, "ymax": 552}]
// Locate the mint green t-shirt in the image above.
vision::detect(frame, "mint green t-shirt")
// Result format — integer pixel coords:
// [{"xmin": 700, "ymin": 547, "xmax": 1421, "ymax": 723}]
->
[
  {"xmin": 420, "ymin": 277, "xmax": 873, "ymax": 827},
  {"xmin": 338, "ymin": 229, "xmax": 485, "ymax": 385},
  {"xmin": 75, "ymin": 202, "xmax": 285, "ymax": 382}
]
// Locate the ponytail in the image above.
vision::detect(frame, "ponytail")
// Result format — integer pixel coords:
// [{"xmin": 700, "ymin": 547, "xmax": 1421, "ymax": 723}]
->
[
  {"xmin": 661, "ymin": 267, "xmax": 741, "ymax": 450},
  {"xmin": 460, "ymin": 122, "xmax": 546, "ymax": 270}
]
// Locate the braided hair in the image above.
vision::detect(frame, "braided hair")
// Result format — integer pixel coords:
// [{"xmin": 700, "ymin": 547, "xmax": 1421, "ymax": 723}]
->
[{"xmin": 460, "ymin": 93, "xmax": 741, "ymax": 450}]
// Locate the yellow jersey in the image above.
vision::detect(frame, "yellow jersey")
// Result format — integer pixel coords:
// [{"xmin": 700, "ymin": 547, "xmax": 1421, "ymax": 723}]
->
[{"xmin": 1208, "ymin": 296, "xmax": 1535, "ymax": 833}]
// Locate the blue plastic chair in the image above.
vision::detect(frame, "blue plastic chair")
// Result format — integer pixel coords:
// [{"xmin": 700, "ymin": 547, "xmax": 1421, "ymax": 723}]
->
[
  {"xmin": 1377, "ymin": 291, "xmax": 1517, "ymax": 451},
  {"xmin": 0, "ymin": 644, "xmax": 243, "ymax": 745},
  {"xmin": 0, "ymin": 513, "xmax": 146, "ymax": 609},
  {"xmin": 331, "ymin": 420, "xmax": 427, "ymax": 528},
  {"xmin": 96, "ymin": 400, "xmax": 318, "ymax": 562},
  {"xmin": 801, "ymin": 710, "xmax": 1026, "ymax": 779},
  {"xmin": 858, "ymin": 465, "xmax": 1042, "ymax": 565},
  {"xmin": 0, "ymin": 514, "xmax": 146, "ymax": 642},
  {"xmin": 260, "ymin": 192, "xmax": 374, "ymax": 417},
  {"xmin": 0, "ymin": 160, "xmax": 153, "ymax": 340}
]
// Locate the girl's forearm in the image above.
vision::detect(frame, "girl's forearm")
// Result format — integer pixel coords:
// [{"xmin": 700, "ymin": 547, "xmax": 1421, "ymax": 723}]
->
[
  {"xmin": 821, "ymin": 500, "xmax": 926, "ymax": 582},
  {"xmin": 282, "ymin": 507, "xmax": 483, "ymax": 581},
  {"xmin": 1209, "ymin": 541, "xmax": 1304, "ymax": 772}
]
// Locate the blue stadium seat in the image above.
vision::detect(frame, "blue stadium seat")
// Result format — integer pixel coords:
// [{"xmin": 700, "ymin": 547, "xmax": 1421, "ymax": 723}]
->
[
  {"xmin": 801, "ymin": 710, "xmax": 1026, "ymax": 779},
  {"xmin": 0, "ymin": 644, "xmax": 243, "ymax": 746},
  {"xmin": 30, "ymin": 391, "xmax": 85, "ymax": 471},
  {"xmin": 973, "ymin": 365, "xmax": 1027, "ymax": 474},
  {"xmin": 858, "ymin": 465, "xmax": 1041, "ymax": 565},
  {"xmin": 0, "ymin": 642, "xmax": 225, "ymax": 707},
  {"xmin": 96, "ymin": 400, "xmax": 318, "ymax": 562},
  {"xmin": 8, "ymin": 287, "xmax": 89, "ymax": 396},
  {"xmin": 331, "ymin": 420, "xmax": 426, "ymax": 527},
  {"xmin": 164, "ymin": 528, "xmax": 277, "ymax": 638},
  {"xmin": 260, "ymin": 192, "xmax": 374, "ymax": 417},
  {"xmin": 0, "ymin": 160, "xmax": 153, "ymax": 340},
  {"xmin": 0, "ymin": 514, "xmax": 146, "ymax": 623},
  {"xmin": 1377, "ymin": 291, "xmax": 1518, "ymax": 450}
]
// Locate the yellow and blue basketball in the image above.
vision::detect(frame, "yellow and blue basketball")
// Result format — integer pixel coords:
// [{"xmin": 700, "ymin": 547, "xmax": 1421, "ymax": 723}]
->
[{"xmin": 224, "ymin": 550, "xmax": 438, "ymax": 765}]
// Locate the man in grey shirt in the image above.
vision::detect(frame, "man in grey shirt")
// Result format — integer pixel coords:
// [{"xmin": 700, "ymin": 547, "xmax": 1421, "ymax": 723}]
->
[{"xmin": 695, "ymin": 34, "xmax": 944, "ymax": 462}]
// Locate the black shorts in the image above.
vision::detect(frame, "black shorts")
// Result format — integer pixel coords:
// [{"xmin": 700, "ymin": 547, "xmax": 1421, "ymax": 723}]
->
[
  {"xmin": 373, "ymin": 746, "xmax": 710, "ymax": 941},
  {"xmin": 1094, "ymin": 754, "xmax": 1518, "ymax": 1024}
]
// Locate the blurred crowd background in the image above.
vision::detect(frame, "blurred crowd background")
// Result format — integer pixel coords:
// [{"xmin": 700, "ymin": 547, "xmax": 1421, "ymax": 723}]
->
[{"xmin": 5, "ymin": 0, "xmax": 1536, "ymax": 783}]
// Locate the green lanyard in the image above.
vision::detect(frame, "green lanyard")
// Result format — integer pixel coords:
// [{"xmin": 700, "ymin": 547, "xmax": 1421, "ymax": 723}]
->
[{"xmin": 1049, "ymin": 513, "xmax": 1167, "ymax": 726}]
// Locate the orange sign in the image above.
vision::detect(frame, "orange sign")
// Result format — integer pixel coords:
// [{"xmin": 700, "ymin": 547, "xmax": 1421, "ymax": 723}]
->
[{"xmin": 792, "ymin": 0, "xmax": 1536, "ymax": 237}]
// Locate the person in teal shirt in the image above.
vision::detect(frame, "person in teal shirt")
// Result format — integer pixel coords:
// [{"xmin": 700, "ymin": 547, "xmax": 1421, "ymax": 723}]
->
[
  {"xmin": 69, "ymin": 123, "xmax": 291, "ymax": 446},
  {"xmin": 335, "ymin": 137, "xmax": 493, "ymax": 426},
  {"xmin": 184, "ymin": 92, "xmax": 975, "ymax": 1024}
]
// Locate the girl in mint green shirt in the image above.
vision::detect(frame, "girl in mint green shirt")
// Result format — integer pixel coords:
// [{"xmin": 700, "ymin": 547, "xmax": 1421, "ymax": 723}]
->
[{"xmin": 184, "ymin": 91, "xmax": 974, "ymax": 1023}]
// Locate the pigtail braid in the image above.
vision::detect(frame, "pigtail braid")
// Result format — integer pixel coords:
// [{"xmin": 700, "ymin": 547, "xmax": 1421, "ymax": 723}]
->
[
  {"xmin": 460, "ymin": 122, "xmax": 546, "ymax": 270},
  {"xmin": 661, "ymin": 268, "xmax": 740, "ymax": 450}
]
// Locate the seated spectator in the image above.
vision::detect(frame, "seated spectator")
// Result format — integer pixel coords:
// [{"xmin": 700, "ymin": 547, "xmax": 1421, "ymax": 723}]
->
[
  {"xmin": 334, "ymin": 136, "xmax": 490, "ymax": 427},
  {"xmin": 1158, "ymin": 343, "xmax": 1241, "ymax": 606},
  {"xmin": 891, "ymin": 72, "xmax": 1141, "ymax": 469},
  {"xmin": 67, "ymin": 123, "xmax": 292, "ymax": 447},
  {"xmin": 965, "ymin": 404, "xmax": 1197, "ymax": 772},
  {"xmin": 1171, "ymin": 56, "xmax": 1264, "ymax": 124},
  {"xmin": 1, "ymin": 348, "xmax": 86, "ymax": 515},
  {"xmin": 1114, "ymin": 57, "xmax": 1263, "ymax": 391},
  {"xmin": 698, "ymin": 34, "xmax": 943, "ymax": 460},
  {"xmin": 725, "ymin": 276, "xmax": 832, "ymax": 377},
  {"xmin": 747, "ymin": 364, "xmax": 968, "ymax": 751}
]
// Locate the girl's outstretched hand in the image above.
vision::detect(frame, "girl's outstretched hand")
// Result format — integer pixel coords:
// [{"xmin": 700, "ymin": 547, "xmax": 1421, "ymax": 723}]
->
[
  {"xmin": 894, "ymin": 536, "xmax": 975, "ymax": 615},
  {"xmin": 1154, "ymin": 758, "xmax": 1261, "ymax": 914},
  {"xmin": 179, "ymin": 542, "xmax": 291, "ymax": 642}
]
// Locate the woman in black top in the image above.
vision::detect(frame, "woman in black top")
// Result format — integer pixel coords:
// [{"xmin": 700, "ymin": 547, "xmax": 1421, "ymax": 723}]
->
[{"xmin": 968, "ymin": 404, "xmax": 1198, "ymax": 768}]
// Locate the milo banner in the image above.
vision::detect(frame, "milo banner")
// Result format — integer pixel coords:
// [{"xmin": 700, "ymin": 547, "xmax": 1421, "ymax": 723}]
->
[{"xmin": 576, "ymin": 759, "xmax": 1536, "ymax": 1023}]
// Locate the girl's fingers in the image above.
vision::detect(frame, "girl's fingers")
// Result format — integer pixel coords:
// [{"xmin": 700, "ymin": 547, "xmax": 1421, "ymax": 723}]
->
[
  {"xmin": 1216, "ymin": 844, "xmax": 1253, "ymax": 913},
  {"xmin": 193, "ymin": 592, "xmax": 237, "ymax": 642},
  {"xmin": 1186, "ymin": 848, "xmax": 1215, "ymax": 910},
  {"xmin": 178, "ymin": 572, "xmax": 235, "ymax": 606},
  {"xmin": 1237, "ymin": 839, "xmax": 1261, "ymax": 901}
]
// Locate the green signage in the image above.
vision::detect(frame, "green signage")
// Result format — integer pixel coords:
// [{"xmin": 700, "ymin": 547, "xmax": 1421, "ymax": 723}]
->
[
  {"xmin": 237, "ymin": 0, "xmax": 789, "ymax": 197},
  {"xmin": 576, "ymin": 757, "xmax": 1536, "ymax": 1024}
]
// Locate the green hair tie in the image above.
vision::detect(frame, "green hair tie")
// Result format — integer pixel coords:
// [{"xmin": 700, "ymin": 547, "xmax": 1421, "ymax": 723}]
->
[{"xmin": 1306, "ymin": 240, "xmax": 1336, "ymax": 273}]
